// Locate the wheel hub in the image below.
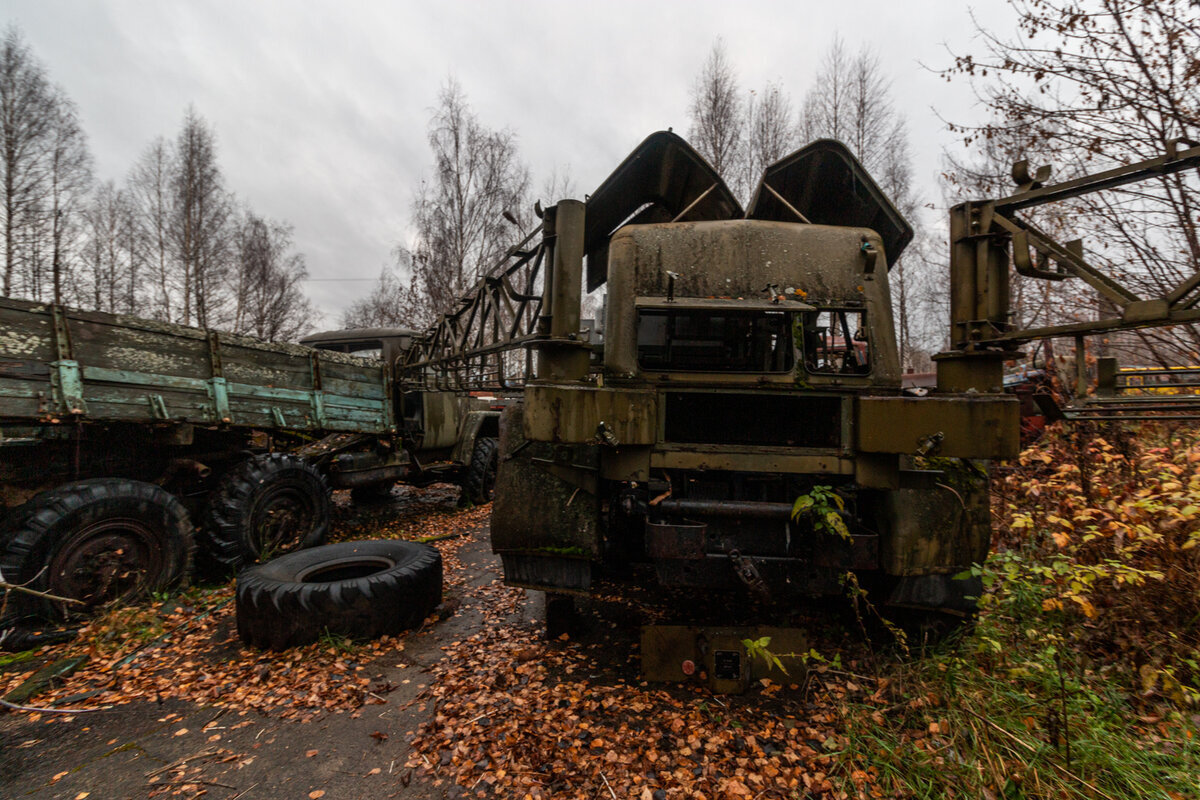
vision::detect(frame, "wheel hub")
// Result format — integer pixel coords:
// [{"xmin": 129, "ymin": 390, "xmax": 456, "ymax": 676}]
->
[
  {"xmin": 48, "ymin": 518, "xmax": 160, "ymax": 607},
  {"xmin": 252, "ymin": 488, "xmax": 314, "ymax": 559}
]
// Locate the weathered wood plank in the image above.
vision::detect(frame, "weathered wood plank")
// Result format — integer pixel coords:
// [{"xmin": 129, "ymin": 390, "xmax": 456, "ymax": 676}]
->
[{"xmin": 0, "ymin": 297, "xmax": 393, "ymax": 435}]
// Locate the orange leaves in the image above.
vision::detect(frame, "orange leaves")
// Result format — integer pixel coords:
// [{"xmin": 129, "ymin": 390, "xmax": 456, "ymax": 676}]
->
[
  {"xmin": 404, "ymin": 588, "xmax": 855, "ymax": 800},
  {"xmin": 1070, "ymin": 595, "xmax": 1099, "ymax": 618},
  {"xmin": 0, "ymin": 485, "xmax": 484, "ymax": 718}
]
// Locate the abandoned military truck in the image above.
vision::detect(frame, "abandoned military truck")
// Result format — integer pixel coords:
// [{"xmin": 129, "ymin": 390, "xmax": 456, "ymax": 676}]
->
[
  {"xmin": 491, "ymin": 133, "xmax": 1019, "ymax": 641},
  {"xmin": 0, "ymin": 307, "xmax": 499, "ymax": 634}
]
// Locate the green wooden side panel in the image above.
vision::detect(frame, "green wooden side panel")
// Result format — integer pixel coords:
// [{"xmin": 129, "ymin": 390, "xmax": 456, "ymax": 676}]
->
[{"xmin": 0, "ymin": 297, "xmax": 392, "ymax": 434}]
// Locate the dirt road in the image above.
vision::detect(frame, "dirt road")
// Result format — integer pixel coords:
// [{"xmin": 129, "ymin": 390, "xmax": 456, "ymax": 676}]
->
[
  {"xmin": 2, "ymin": 488, "xmax": 854, "ymax": 800},
  {"xmin": 1, "ymin": 489, "xmax": 519, "ymax": 800}
]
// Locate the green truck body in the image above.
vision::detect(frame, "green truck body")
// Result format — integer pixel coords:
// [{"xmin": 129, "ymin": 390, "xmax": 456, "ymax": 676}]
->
[
  {"xmin": 0, "ymin": 297, "xmax": 392, "ymax": 440},
  {"xmin": 0, "ymin": 299, "xmax": 500, "ymax": 636}
]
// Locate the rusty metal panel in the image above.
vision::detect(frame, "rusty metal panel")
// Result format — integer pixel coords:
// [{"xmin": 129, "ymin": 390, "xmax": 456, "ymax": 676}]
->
[
  {"xmin": 645, "ymin": 520, "xmax": 707, "ymax": 559},
  {"xmin": 650, "ymin": 447, "xmax": 853, "ymax": 475},
  {"xmin": 523, "ymin": 384, "xmax": 656, "ymax": 444},
  {"xmin": 640, "ymin": 625, "xmax": 807, "ymax": 694},
  {"xmin": 601, "ymin": 221, "xmax": 903, "ymax": 386},
  {"xmin": 599, "ymin": 446, "xmax": 651, "ymax": 481},
  {"xmin": 881, "ymin": 468, "xmax": 991, "ymax": 575},
  {"xmin": 491, "ymin": 402, "xmax": 601, "ymax": 559},
  {"xmin": 584, "ymin": 131, "xmax": 742, "ymax": 291},
  {"xmin": 856, "ymin": 395, "xmax": 1020, "ymax": 459}
]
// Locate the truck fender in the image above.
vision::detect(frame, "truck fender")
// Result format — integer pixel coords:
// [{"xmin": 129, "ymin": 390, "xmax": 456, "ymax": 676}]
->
[{"xmin": 452, "ymin": 410, "xmax": 500, "ymax": 466}]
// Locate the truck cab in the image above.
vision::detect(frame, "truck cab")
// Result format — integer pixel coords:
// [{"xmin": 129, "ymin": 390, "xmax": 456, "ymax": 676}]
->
[
  {"xmin": 491, "ymin": 133, "xmax": 1019, "ymax": 641},
  {"xmin": 299, "ymin": 327, "xmax": 503, "ymax": 501}
]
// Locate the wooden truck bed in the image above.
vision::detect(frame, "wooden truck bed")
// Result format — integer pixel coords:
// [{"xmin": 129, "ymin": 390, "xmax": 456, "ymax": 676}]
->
[{"xmin": 0, "ymin": 297, "xmax": 393, "ymax": 434}]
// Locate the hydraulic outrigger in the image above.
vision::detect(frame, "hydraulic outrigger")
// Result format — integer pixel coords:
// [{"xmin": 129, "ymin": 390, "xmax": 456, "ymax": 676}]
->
[{"xmin": 943, "ymin": 138, "xmax": 1200, "ymax": 416}]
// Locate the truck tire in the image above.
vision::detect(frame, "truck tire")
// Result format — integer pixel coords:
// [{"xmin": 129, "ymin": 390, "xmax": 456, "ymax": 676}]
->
[
  {"xmin": 235, "ymin": 540, "xmax": 442, "ymax": 650},
  {"xmin": 459, "ymin": 437, "xmax": 498, "ymax": 505},
  {"xmin": 203, "ymin": 453, "xmax": 329, "ymax": 571},
  {"xmin": 0, "ymin": 479, "xmax": 194, "ymax": 622}
]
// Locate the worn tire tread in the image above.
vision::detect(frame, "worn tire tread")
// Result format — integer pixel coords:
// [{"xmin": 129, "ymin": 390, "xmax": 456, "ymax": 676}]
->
[
  {"xmin": 0, "ymin": 479, "xmax": 194, "ymax": 627},
  {"xmin": 460, "ymin": 437, "xmax": 498, "ymax": 505},
  {"xmin": 200, "ymin": 453, "xmax": 329, "ymax": 572},
  {"xmin": 235, "ymin": 540, "xmax": 442, "ymax": 650}
]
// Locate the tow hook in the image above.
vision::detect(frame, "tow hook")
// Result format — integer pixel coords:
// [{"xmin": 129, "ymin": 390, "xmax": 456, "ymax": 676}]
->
[
  {"xmin": 729, "ymin": 549, "xmax": 769, "ymax": 601},
  {"xmin": 916, "ymin": 431, "xmax": 944, "ymax": 457},
  {"xmin": 595, "ymin": 420, "xmax": 620, "ymax": 447}
]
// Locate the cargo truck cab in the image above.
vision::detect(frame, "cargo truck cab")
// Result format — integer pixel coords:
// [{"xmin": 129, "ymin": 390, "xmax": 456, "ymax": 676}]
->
[{"xmin": 490, "ymin": 134, "xmax": 1020, "ymax": 687}]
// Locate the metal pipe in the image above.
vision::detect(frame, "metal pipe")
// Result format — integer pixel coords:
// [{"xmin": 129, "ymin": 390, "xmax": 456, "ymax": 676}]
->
[{"xmin": 656, "ymin": 499, "xmax": 794, "ymax": 520}]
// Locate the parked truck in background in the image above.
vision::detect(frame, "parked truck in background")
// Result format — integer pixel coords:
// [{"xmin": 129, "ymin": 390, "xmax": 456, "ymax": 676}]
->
[{"xmin": 0, "ymin": 306, "xmax": 500, "ymax": 637}]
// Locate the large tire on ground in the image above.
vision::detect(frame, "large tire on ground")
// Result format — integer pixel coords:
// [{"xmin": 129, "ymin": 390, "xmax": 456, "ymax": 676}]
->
[
  {"xmin": 459, "ymin": 437, "xmax": 498, "ymax": 506},
  {"xmin": 202, "ymin": 453, "xmax": 329, "ymax": 572},
  {"xmin": 235, "ymin": 540, "xmax": 442, "ymax": 650},
  {"xmin": 0, "ymin": 479, "xmax": 194, "ymax": 624}
]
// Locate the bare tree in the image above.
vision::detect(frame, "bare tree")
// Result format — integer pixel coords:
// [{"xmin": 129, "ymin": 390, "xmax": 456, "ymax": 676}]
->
[
  {"xmin": 82, "ymin": 180, "xmax": 133, "ymax": 313},
  {"xmin": 741, "ymin": 82, "xmax": 796, "ymax": 198},
  {"xmin": 127, "ymin": 137, "xmax": 176, "ymax": 321},
  {"xmin": 42, "ymin": 91, "xmax": 92, "ymax": 304},
  {"xmin": 688, "ymin": 39, "xmax": 744, "ymax": 185},
  {"xmin": 801, "ymin": 38, "xmax": 929, "ymax": 367},
  {"xmin": 0, "ymin": 26, "xmax": 56, "ymax": 297},
  {"xmin": 801, "ymin": 39, "xmax": 909, "ymax": 180},
  {"xmin": 171, "ymin": 107, "xmax": 230, "ymax": 328},
  {"xmin": 943, "ymin": 0, "xmax": 1200, "ymax": 364},
  {"xmin": 539, "ymin": 164, "xmax": 577, "ymax": 206},
  {"xmin": 401, "ymin": 79, "xmax": 530, "ymax": 328},
  {"xmin": 230, "ymin": 211, "xmax": 317, "ymax": 342},
  {"xmin": 340, "ymin": 260, "xmax": 415, "ymax": 329}
]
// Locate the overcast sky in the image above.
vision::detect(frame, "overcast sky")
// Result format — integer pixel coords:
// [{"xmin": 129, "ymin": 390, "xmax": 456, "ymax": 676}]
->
[{"xmin": 2, "ymin": 0, "xmax": 1016, "ymax": 328}]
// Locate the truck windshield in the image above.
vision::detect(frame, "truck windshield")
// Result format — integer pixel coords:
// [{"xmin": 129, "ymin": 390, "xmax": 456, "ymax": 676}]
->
[
  {"xmin": 799, "ymin": 309, "xmax": 870, "ymax": 375},
  {"xmin": 310, "ymin": 341, "xmax": 384, "ymax": 360},
  {"xmin": 637, "ymin": 309, "xmax": 794, "ymax": 372}
]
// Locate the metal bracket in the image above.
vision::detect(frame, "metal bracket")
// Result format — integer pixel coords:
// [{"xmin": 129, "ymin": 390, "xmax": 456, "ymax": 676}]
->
[
  {"xmin": 148, "ymin": 394, "xmax": 169, "ymax": 420},
  {"xmin": 1011, "ymin": 159, "xmax": 1052, "ymax": 192},
  {"xmin": 46, "ymin": 304, "xmax": 86, "ymax": 417},
  {"xmin": 915, "ymin": 431, "xmax": 944, "ymax": 457},
  {"xmin": 207, "ymin": 377, "xmax": 231, "ymax": 423},
  {"xmin": 207, "ymin": 330, "xmax": 223, "ymax": 377},
  {"xmin": 309, "ymin": 352, "xmax": 327, "ymax": 429},
  {"xmin": 49, "ymin": 304, "xmax": 73, "ymax": 361},
  {"xmin": 860, "ymin": 239, "xmax": 878, "ymax": 277},
  {"xmin": 729, "ymin": 549, "xmax": 770, "ymax": 601},
  {"xmin": 49, "ymin": 360, "xmax": 86, "ymax": 416}
]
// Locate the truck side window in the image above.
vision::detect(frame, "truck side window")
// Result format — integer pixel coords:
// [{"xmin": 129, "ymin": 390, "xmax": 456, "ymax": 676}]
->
[
  {"xmin": 637, "ymin": 309, "xmax": 794, "ymax": 373},
  {"xmin": 346, "ymin": 341, "xmax": 384, "ymax": 360},
  {"xmin": 800, "ymin": 309, "xmax": 870, "ymax": 375},
  {"xmin": 310, "ymin": 340, "xmax": 384, "ymax": 361}
]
